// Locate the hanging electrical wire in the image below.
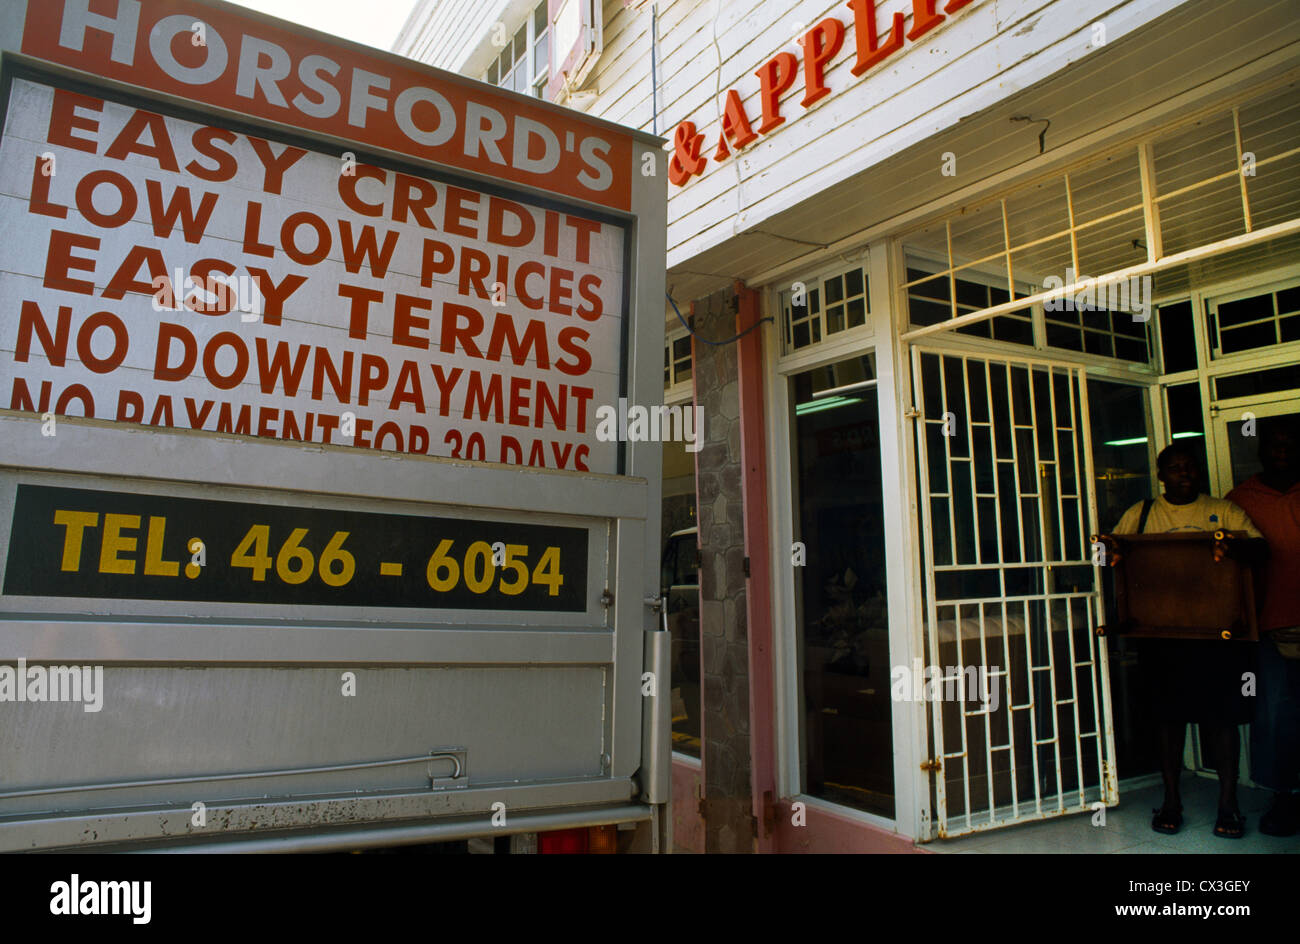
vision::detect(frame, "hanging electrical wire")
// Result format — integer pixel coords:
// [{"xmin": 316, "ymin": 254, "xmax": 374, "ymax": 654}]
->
[{"xmin": 666, "ymin": 292, "xmax": 772, "ymax": 346}]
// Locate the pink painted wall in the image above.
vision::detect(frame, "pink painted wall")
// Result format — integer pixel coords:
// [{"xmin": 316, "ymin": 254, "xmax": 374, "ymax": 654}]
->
[
  {"xmin": 771, "ymin": 799, "xmax": 929, "ymax": 854},
  {"xmin": 671, "ymin": 758, "xmax": 705, "ymax": 853}
]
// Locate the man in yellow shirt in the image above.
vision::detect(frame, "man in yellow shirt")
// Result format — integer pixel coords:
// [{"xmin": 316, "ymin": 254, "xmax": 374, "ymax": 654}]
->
[{"xmin": 1107, "ymin": 443, "xmax": 1262, "ymax": 839}]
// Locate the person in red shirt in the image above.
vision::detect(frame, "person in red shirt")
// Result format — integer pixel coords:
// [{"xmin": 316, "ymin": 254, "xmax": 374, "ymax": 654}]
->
[{"xmin": 1227, "ymin": 418, "xmax": 1300, "ymax": 837}]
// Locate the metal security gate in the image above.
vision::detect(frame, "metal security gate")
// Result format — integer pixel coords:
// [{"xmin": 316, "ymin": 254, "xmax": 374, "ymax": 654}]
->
[{"xmin": 910, "ymin": 348, "xmax": 1118, "ymax": 839}]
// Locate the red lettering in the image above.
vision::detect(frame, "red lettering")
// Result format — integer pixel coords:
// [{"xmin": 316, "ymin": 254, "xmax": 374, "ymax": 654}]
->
[
  {"xmin": 803, "ymin": 18, "xmax": 846, "ymax": 106},
  {"xmin": 247, "ymin": 138, "xmax": 307, "ymax": 195},
  {"xmin": 487, "ymin": 198, "xmax": 535, "ymax": 247},
  {"xmin": 393, "ymin": 173, "xmax": 437, "ymax": 227},
  {"xmin": 555, "ymin": 326, "xmax": 591, "ymax": 377},
  {"xmin": 907, "ymin": 0, "xmax": 946, "ymax": 41},
  {"xmin": 104, "ymin": 110, "xmax": 178, "ymax": 171},
  {"xmin": 48, "ymin": 89, "xmax": 101, "ymax": 154},
  {"xmin": 29, "ymin": 157, "xmax": 68, "ymax": 219},
  {"xmin": 444, "ymin": 186, "xmax": 480, "ymax": 238},
  {"xmin": 103, "ymin": 245, "xmax": 167, "ymax": 300},
  {"xmin": 338, "ymin": 221, "xmax": 399, "ymax": 277},
  {"xmin": 255, "ymin": 338, "xmax": 310, "ymax": 395},
  {"xmin": 755, "ymin": 52, "xmax": 798, "ymax": 134},
  {"xmin": 146, "ymin": 180, "xmax": 217, "ymax": 243},
  {"xmin": 14, "ymin": 300, "xmax": 71, "ymax": 365},
  {"xmin": 185, "ymin": 127, "xmax": 238, "ymax": 182},
  {"xmin": 281, "ymin": 211, "xmax": 331, "ymax": 266},
  {"xmin": 576, "ymin": 274, "xmax": 603, "ymax": 321},
  {"xmin": 721, "ymin": 90, "xmax": 757, "ymax": 149},
  {"xmin": 75, "ymin": 311, "xmax": 128, "ymax": 373},
  {"xmin": 486, "ymin": 315, "xmax": 549, "ymax": 369},
  {"xmin": 244, "ymin": 268, "xmax": 307, "ymax": 326},
  {"xmin": 202, "ymin": 332, "xmax": 249, "ymax": 390},
  {"xmin": 338, "ymin": 165, "xmax": 386, "ymax": 217},
  {"xmin": 155, "ymin": 323, "xmax": 197, "ymax": 382},
  {"xmin": 846, "ymin": 0, "xmax": 905, "ymax": 75},
  {"xmin": 440, "ymin": 303, "xmax": 484, "ymax": 357},
  {"xmin": 67, "ymin": 168, "xmax": 133, "ymax": 230},
  {"xmin": 394, "ymin": 294, "xmax": 432, "ymax": 349},
  {"xmin": 43, "ymin": 230, "xmax": 99, "ymax": 295},
  {"xmin": 464, "ymin": 371, "xmax": 502, "ymax": 422}
]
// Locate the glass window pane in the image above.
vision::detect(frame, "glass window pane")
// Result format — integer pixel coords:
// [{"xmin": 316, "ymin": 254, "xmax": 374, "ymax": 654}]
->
[
  {"xmin": 992, "ymin": 313, "xmax": 1033, "ymax": 345},
  {"xmin": 487, "ymin": 61, "xmax": 498, "ymax": 85},
  {"xmin": 1278, "ymin": 286, "xmax": 1300, "ymax": 315},
  {"xmin": 825, "ymin": 275, "xmax": 844, "ymax": 305},
  {"xmin": 955, "ymin": 278, "xmax": 990, "ymax": 309},
  {"xmin": 793, "ymin": 321, "xmax": 810, "ymax": 349},
  {"xmin": 792, "ymin": 353, "xmax": 893, "ymax": 817},
  {"xmin": 1217, "ymin": 293, "xmax": 1272, "ymax": 328},
  {"xmin": 660, "ymin": 442, "xmax": 700, "ymax": 758},
  {"xmin": 1221, "ymin": 320, "xmax": 1278, "ymax": 354},
  {"xmin": 534, "ymin": 36, "xmax": 549, "ymax": 78},
  {"xmin": 845, "ymin": 268, "xmax": 864, "ymax": 298},
  {"xmin": 847, "ymin": 298, "xmax": 866, "ymax": 328},
  {"xmin": 534, "ymin": 2, "xmax": 548, "ymax": 36},
  {"xmin": 1165, "ymin": 382, "xmax": 1210, "ymax": 487},
  {"xmin": 514, "ymin": 26, "xmax": 527, "ymax": 62},
  {"xmin": 1215, "ymin": 363, "xmax": 1300, "ymax": 400},
  {"xmin": 1157, "ymin": 301, "xmax": 1196, "ymax": 373}
]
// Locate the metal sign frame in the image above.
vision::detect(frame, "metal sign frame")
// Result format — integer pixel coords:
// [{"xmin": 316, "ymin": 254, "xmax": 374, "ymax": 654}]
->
[{"xmin": 0, "ymin": 0, "xmax": 667, "ymax": 851}]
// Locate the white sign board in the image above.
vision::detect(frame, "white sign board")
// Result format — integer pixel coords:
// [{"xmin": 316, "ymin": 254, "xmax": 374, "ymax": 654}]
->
[{"xmin": 0, "ymin": 79, "xmax": 625, "ymax": 473}]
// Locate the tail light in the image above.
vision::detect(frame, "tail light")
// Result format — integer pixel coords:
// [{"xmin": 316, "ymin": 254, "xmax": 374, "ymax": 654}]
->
[{"xmin": 537, "ymin": 824, "xmax": 618, "ymax": 854}]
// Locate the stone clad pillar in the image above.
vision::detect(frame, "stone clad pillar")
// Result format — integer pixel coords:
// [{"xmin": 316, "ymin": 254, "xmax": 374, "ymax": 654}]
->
[{"xmin": 690, "ymin": 289, "xmax": 754, "ymax": 853}]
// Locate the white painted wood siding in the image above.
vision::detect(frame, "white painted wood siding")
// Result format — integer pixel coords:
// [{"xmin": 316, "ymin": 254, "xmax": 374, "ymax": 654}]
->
[{"xmin": 396, "ymin": 0, "xmax": 1296, "ymax": 276}]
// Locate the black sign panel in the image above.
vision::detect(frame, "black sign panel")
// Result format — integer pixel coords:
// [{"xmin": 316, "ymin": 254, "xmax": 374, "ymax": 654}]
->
[{"xmin": 3, "ymin": 485, "xmax": 589, "ymax": 612}]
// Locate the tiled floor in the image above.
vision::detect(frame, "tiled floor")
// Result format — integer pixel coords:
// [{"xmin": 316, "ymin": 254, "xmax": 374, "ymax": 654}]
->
[{"xmin": 931, "ymin": 778, "xmax": 1300, "ymax": 853}]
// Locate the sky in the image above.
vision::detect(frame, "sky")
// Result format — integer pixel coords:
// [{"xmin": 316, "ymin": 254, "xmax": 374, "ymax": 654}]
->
[{"xmin": 225, "ymin": 0, "xmax": 420, "ymax": 53}]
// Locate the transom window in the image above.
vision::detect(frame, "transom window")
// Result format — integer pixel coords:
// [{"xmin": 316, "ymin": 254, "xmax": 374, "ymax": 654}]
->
[
  {"xmin": 1043, "ymin": 303, "xmax": 1150, "ymax": 363},
  {"xmin": 905, "ymin": 259, "xmax": 1035, "ymax": 347},
  {"xmin": 1207, "ymin": 280, "xmax": 1300, "ymax": 357},
  {"xmin": 896, "ymin": 81, "xmax": 1298, "ymax": 367},
  {"xmin": 485, "ymin": 3, "xmax": 549, "ymax": 98},
  {"xmin": 780, "ymin": 266, "xmax": 870, "ymax": 352}
]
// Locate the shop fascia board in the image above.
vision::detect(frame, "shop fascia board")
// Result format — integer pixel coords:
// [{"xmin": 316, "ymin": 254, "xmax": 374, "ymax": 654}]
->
[
  {"xmin": 728, "ymin": 48, "xmax": 1300, "ymax": 294},
  {"xmin": 662, "ymin": 0, "xmax": 1194, "ymax": 270}
]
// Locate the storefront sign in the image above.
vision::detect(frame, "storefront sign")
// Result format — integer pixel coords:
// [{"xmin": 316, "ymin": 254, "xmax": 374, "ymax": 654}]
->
[
  {"xmin": 3, "ymin": 484, "xmax": 589, "ymax": 610},
  {"xmin": 669, "ymin": 0, "xmax": 979, "ymax": 187},
  {"xmin": 21, "ymin": 0, "xmax": 632, "ymax": 209},
  {"xmin": 1, "ymin": 78, "xmax": 624, "ymax": 472}
]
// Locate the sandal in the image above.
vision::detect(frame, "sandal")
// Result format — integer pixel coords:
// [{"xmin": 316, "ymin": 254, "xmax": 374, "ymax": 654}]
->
[
  {"xmin": 1213, "ymin": 810, "xmax": 1246, "ymax": 839},
  {"xmin": 1151, "ymin": 805, "xmax": 1183, "ymax": 835}
]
